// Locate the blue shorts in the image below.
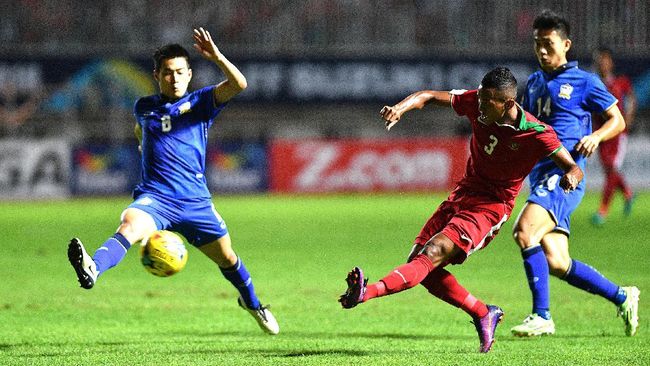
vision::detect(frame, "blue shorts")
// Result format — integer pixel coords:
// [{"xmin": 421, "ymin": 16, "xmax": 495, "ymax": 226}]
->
[
  {"xmin": 526, "ymin": 173, "xmax": 586, "ymax": 236},
  {"xmin": 128, "ymin": 192, "xmax": 228, "ymax": 247}
]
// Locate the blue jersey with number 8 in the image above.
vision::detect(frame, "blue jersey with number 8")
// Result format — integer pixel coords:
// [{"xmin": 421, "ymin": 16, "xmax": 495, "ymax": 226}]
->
[
  {"xmin": 522, "ymin": 61, "xmax": 616, "ymax": 183},
  {"xmin": 133, "ymin": 86, "xmax": 226, "ymax": 199}
]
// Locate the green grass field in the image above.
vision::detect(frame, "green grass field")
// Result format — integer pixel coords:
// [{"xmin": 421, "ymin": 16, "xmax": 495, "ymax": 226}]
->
[{"xmin": 1, "ymin": 192, "xmax": 648, "ymax": 365}]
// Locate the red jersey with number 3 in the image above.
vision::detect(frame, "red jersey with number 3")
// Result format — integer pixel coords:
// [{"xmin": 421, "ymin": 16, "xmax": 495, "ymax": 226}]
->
[{"xmin": 451, "ymin": 89, "xmax": 563, "ymax": 207}]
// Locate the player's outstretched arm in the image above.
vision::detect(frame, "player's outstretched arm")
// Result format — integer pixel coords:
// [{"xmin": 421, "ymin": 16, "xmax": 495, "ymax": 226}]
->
[
  {"xmin": 380, "ymin": 90, "xmax": 452, "ymax": 131},
  {"xmin": 193, "ymin": 27, "xmax": 247, "ymax": 104},
  {"xmin": 550, "ymin": 147, "xmax": 584, "ymax": 192},
  {"xmin": 575, "ymin": 104, "xmax": 625, "ymax": 157}
]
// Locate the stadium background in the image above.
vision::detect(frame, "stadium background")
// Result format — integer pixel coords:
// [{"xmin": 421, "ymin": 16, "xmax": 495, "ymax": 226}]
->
[
  {"xmin": 1, "ymin": 0, "xmax": 649, "ymax": 198},
  {"xmin": 2, "ymin": 2, "xmax": 650, "ymax": 365}
]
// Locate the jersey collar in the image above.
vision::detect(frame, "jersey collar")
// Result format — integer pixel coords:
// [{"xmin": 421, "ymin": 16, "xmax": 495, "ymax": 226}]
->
[
  {"xmin": 158, "ymin": 93, "xmax": 189, "ymax": 104},
  {"xmin": 494, "ymin": 106, "xmax": 545, "ymax": 132},
  {"xmin": 544, "ymin": 61, "xmax": 578, "ymax": 78}
]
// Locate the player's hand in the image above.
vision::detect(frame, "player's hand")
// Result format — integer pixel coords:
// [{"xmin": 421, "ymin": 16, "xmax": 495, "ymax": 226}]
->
[
  {"xmin": 380, "ymin": 106, "xmax": 402, "ymax": 131},
  {"xmin": 575, "ymin": 133, "xmax": 601, "ymax": 157},
  {"xmin": 560, "ymin": 173, "xmax": 579, "ymax": 193},
  {"xmin": 193, "ymin": 27, "xmax": 222, "ymax": 61}
]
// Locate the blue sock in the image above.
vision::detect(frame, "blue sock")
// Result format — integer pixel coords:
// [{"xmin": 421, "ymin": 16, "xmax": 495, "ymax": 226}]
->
[
  {"xmin": 220, "ymin": 257, "xmax": 261, "ymax": 309},
  {"xmin": 563, "ymin": 259, "xmax": 624, "ymax": 305},
  {"xmin": 522, "ymin": 245, "xmax": 551, "ymax": 320},
  {"xmin": 92, "ymin": 233, "xmax": 132, "ymax": 276}
]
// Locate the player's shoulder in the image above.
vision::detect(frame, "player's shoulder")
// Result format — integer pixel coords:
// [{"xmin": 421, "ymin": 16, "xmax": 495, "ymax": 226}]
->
[
  {"xmin": 574, "ymin": 67, "xmax": 600, "ymax": 81},
  {"xmin": 134, "ymin": 94, "xmax": 160, "ymax": 113},
  {"xmin": 451, "ymin": 89, "xmax": 478, "ymax": 114},
  {"xmin": 518, "ymin": 109, "xmax": 556, "ymax": 134},
  {"xmin": 565, "ymin": 65, "xmax": 602, "ymax": 86},
  {"xmin": 452, "ymin": 89, "xmax": 477, "ymax": 101},
  {"xmin": 526, "ymin": 70, "xmax": 544, "ymax": 83}
]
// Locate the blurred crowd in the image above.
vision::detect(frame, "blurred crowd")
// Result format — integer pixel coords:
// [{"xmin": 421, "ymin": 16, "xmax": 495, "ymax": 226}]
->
[
  {"xmin": 2, "ymin": 0, "xmax": 647, "ymax": 57},
  {"xmin": 0, "ymin": 0, "xmax": 648, "ymax": 140}
]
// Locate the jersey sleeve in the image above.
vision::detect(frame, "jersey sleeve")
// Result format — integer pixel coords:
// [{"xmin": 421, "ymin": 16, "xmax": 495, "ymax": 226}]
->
[
  {"xmin": 584, "ymin": 74, "xmax": 618, "ymax": 114},
  {"xmin": 194, "ymin": 86, "xmax": 228, "ymax": 121},
  {"xmin": 133, "ymin": 97, "xmax": 147, "ymax": 126},
  {"xmin": 537, "ymin": 125, "xmax": 563, "ymax": 157},
  {"xmin": 451, "ymin": 89, "xmax": 477, "ymax": 117}
]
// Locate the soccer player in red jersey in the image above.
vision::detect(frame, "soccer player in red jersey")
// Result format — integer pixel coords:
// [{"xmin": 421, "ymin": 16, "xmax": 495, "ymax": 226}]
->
[
  {"xmin": 338, "ymin": 67, "xmax": 583, "ymax": 353},
  {"xmin": 591, "ymin": 47, "xmax": 637, "ymax": 226}
]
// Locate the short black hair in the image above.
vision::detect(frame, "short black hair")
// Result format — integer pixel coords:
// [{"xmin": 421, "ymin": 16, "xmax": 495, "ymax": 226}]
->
[
  {"xmin": 596, "ymin": 46, "xmax": 613, "ymax": 56},
  {"xmin": 153, "ymin": 44, "xmax": 190, "ymax": 71},
  {"xmin": 533, "ymin": 9, "xmax": 570, "ymax": 39},
  {"xmin": 481, "ymin": 67, "xmax": 517, "ymax": 99}
]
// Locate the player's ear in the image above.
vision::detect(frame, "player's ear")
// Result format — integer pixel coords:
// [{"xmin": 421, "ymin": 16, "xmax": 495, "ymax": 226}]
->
[
  {"xmin": 188, "ymin": 68, "xmax": 192, "ymax": 81},
  {"xmin": 153, "ymin": 70, "xmax": 160, "ymax": 82},
  {"xmin": 563, "ymin": 38, "xmax": 572, "ymax": 53},
  {"xmin": 504, "ymin": 99, "xmax": 516, "ymax": 111}
]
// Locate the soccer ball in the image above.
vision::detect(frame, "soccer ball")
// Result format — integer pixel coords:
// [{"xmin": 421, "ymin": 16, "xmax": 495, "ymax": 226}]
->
[{"xmin": 140, "ymin": 230, "xmax": 188, "ymax": 277}]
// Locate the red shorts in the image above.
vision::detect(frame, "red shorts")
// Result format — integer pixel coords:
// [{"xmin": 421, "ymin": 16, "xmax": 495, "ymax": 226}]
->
[
  {"xmin": 598, "ymin": 133, "xmax": 627, "ymax": 169},
  {"xmin": 414, "ymin": 190, "xmax": 511, "ymax": 265}
]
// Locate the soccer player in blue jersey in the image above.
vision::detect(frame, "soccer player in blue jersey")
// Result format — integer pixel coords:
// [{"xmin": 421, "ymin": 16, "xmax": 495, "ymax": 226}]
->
[
  {"xmin": 67, "ymin": 27, "xmax": 279, "ymax": 335},
  {"xmin": 510, "ymin": 10, "xmax": 639, "ymax": 337}
]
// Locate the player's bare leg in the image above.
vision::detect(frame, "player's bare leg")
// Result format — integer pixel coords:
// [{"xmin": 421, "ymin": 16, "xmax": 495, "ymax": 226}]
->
[
  {"xmin": 511, "ymin": 202, "xmax": 557, "ymax": 336},
  {"xmin": 542, "ymin": 233, "xmax": 639, "ymax": 336},
  {"xmin": 200, "ymin": 235, "xmax": 279, "ymax": 335},
  {"xmin": 68, "ymin": 208, "xmax": 155, "ymax": 289}
]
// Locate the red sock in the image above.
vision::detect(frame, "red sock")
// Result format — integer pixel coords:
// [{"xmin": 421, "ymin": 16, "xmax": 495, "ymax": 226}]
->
[
  {"xmin": 420, "ymin": 268, "xmax": 488, "ymax": 319},
  {"xmin": 362, "ymin": 254, "xmax": 434, "ymax": 302}
]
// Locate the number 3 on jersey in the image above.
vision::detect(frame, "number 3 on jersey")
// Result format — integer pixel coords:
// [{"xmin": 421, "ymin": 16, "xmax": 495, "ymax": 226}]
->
[
  {"xmin": 484, "ymin": 135, "xmax": 498, "ymax": 155},
  {"xmin": 161, "ymin": 115, "xmax": 172, "ymax": 132}
]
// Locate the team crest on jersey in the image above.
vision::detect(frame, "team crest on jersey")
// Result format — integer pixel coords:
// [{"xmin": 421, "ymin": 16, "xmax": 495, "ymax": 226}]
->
[
  {"xmin": 558, "ymin": 83, "xmax": 573, "ymax": 100},
  {"xmin": 509, "ymin": 142, "xmax": 520, "ymax": 151},
  {"xmin": 178, "ymin": 101, "xmax": 192, "ymax": 114}
]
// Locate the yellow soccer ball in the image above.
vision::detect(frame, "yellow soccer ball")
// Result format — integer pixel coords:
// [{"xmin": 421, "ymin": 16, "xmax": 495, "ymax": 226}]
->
[{"xmin": 140, "ymin": 230, "xmax": 188, "ymax": 277}]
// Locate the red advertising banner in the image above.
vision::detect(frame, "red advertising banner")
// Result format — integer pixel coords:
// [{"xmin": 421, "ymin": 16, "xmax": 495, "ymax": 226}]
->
[{"xmin": 270, "ymin": 138, "xmax": 470, "ymax": 193}]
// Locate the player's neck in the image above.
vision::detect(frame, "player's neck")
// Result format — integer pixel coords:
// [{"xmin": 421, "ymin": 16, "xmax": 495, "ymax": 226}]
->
[
  {"xmin": 543, "ymin": 59, "xmax": 569, "ymax": 74},
  {"xmin": 499, "ymin": 105, "xmax": 521, "ymax": 127}
]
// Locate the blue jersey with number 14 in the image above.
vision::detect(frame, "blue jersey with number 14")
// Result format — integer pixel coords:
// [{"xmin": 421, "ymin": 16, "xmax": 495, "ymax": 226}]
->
[
  {"xmin": 133, "ymin": 86, "xmax": 226, "ymax": 199},
  {"xmin": 522, "ymin": 61, "xmax": 617, "ymax": 182}
]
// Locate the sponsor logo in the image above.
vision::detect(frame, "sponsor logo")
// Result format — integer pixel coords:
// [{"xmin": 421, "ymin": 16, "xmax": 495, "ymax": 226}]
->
[{"xmin": 270, "ymin": 139, "xmax": 470, "ymax": 192}]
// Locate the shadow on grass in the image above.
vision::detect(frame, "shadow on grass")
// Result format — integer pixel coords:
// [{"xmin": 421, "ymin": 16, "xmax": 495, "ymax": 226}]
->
[{"xmin": 173, "ymin": 329, "xmax": 448, "ymax": 341}]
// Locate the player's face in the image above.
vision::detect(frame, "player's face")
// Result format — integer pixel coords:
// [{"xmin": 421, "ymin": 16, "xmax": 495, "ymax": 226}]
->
[
  {"xmin": 477, "ymin": 86, "xmax": 511, "ymax": 125},
  {"xmin": 595, "ymin": 52, "xmax": 614, "ymax": 77},
  {"xmin": 533, "ymin": 29, "xmax": 571, "ymax": 72},
  {"xmin": 155, "ymin": 57, "xmax": 192, "ymax": 99}
]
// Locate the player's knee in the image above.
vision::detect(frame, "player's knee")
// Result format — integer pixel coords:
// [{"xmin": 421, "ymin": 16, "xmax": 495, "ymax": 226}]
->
[
  {"xmin": 512, "ymin": 227, "xmax": 534, "ymax": 249},
  {"xmin": 119, "ymin": 209, "xmax": 156, "ymax": 242},
  {"xmin": 420, "ymin": 240, "xmax": 451, "ymax": 263},
  {"xmin": 545, "ymin": 253, "xmax": 570, "ymax": 277}
]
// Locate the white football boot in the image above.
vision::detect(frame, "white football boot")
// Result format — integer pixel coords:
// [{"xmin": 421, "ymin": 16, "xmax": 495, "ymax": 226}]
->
[
  {"xmin": 68, "ymin": 238, "xmax": 98, "ymax": 289},
  {"xmin": 237, "ymin": 296, "xmax": 279, "ymax": 335},
  {"xmin": 618, "ymin": 286, "xmax": 640, "ymax": 336},
  {"xmin": 511, "ymin": 313, "xmax": 556, "ymax": 337}
]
